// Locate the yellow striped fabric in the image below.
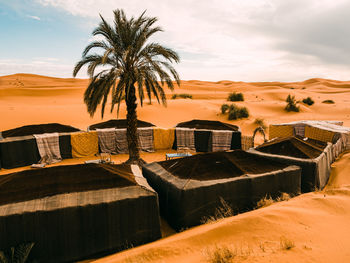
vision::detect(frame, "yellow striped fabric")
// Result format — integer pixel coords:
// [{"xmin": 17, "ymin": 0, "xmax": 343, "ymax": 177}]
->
[
  {"xmin": 241, "ymin": 135, "xmax": 254, "ymax": 151},
  {"xmin": 269, "ymin": 125, "xmax": 294, "ymax": 140},
  {"xmin": 71, "ymin": 131, "xmax": 99, "ymax": 158},
  {"xmin": 305, "ymin": 126, "xmax": 335, "ymax": 143},
  {"xmin": 153, "ymin": 127, "xmax": 175, "ymax": 150}
]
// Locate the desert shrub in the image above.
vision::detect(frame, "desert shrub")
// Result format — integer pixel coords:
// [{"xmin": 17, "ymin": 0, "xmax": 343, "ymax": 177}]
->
[
  {"xmin": 285, "ymin": 94, "xmax": 299, "ymax": 112},
  {"xmin": 322, "ymin": 99, "xmax": 335, "ymax": 104},
  {"xmin": 221, "ymin": 104, "xmax": 230, "ymax": 114},
  {"xmin": 302, "ymin": 97, "xmax": 314, "ymax": 106},
  {"xmin": 280, "ymin": 236, "xmax": 295, "ymax": 250},
  {"xmin": 171, "ymin": 93, "xmax": 193, "ymax": 99},
  {"xmin": 228, "ymin": 104, "xmax": 249, "ymax": 120},
  {"xmin": 206, "ymin": 245, "xmax": 236, "ymax": 263},
  {"xmin": 254, "ymin": 118, "xmax": 267, "ymax": 129},
  {"xmin": 257, "ymin": 193, "xmax": 291, "ymax": 209},
  {"xmin": 201, "ymin": 197, "xmax": 234, "ymax": 224},
  {"xmin": 227, "ymin": 92, "xmax": 244, "ymax": 102}
]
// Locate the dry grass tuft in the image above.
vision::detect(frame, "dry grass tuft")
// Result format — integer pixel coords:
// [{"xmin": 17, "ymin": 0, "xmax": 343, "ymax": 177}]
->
[
  {"xmin": 206, "ymin": 245, "xmax": 236, "ymax": 263},
  {"xmin": 280, "ymin": 236, "xmax": 295, "ymax": 250},
  {"xmin": 254, "ymin": 118, "xmax": 267, "ymax": 130},
  {"xmin": 257, "ymin": 193, "xmax": 291, "ymax": 209},
  {"xmin": 201, "ymin": 197, "xmax": 234, "ymax": 224}
]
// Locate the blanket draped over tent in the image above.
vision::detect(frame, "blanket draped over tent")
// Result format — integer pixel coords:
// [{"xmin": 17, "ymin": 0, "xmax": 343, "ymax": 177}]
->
[
  {"xmin": 34, "ymin": 133, "xmax": 62, "ymax": 165},
  {"xmin": 211, "ymin": 130, "xmax": 233, "ymax": 152},
  {"xmin": 137, "ymin": 128, "xmax": 154, "ymax": 152},
  {"xmin": 71, "ymin": 132, "xmax": 99, "ymax": 158},
  {"xmin": 269, "ymin": 125, "xmax": 294, "ymax": 140},
  {"xmin": 115, "ymin": 129, "xmax": 128, "ymax": 154},
  {"xmin": 153, "ymin": 128, "xmax": 175, "ymax": 150},
  {"xmin": 175, "ymin": 128, "xmax": 196, "ymax": 151},
  {"xmin": 97, "ymin": 128, "xmax": 117, "ymax": 154}
]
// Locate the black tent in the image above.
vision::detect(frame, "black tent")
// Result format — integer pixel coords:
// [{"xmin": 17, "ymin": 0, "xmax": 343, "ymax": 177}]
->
[
  {"xmin": 0, "ymin": 163, "xmax": 161, "ymax": 262},
  {"xmin": 173, "ymin": 119, "xmax": 241, "ymax": 151},
  {"xmin": 88, "ymin": 119, "xmax": 155, "ymax": 130},
  {"xmin": 142, "ymin": 150, "xmax": 300, "ymax": 230},
  {"xmin": 1, "ymin": 123, "xmax": 80, "ymax": 138},
  {"xmin": 250, "ymin": 136, "xmax": 332, "ymax": 192}
]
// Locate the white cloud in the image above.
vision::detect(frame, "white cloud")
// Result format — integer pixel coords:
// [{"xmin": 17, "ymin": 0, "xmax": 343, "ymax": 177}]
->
[
  {"xmin": 27, "ymin": 15, "xmax": 41, "ymax": 20},
  {"xmin": 30, "ymin": 0, "xmax": 350, "ymax": 81}
]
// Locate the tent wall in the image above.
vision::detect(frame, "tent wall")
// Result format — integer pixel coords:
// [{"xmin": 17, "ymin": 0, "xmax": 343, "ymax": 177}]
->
[
  {"xmin": 59, "ymin": 133, "xmax": 73, "ymax": 159},
  {"xmin": 0, "ymin": 186, "xmax": 161, "ymax": 263},
  {"xmin": 0, "ymin": 136, "xmax": 40, "ymax": 169},
  {"xmin": 249, "ymin": 143, "xmax": 332, "ymax": 192},
  {"xmin": 142, "ymin": 163, "xmax": 300, "ymax": 231}
]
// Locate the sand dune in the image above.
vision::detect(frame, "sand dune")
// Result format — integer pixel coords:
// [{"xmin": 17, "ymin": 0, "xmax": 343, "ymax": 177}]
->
[{"xmin": 1, "ymin": 73, "xmax": 350, "ymax": 262}]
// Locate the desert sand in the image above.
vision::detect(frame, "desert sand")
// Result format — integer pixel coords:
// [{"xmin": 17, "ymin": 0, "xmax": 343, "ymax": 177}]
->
[{"xmin": 1, "ymin": 73, "xmax": 350, "ymax": 262}]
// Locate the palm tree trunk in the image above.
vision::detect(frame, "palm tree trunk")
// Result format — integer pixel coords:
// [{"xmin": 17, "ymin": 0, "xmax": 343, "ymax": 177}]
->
[{"xmin": 125, "ymin": 84, "xmax": 142, "ymax": 165}]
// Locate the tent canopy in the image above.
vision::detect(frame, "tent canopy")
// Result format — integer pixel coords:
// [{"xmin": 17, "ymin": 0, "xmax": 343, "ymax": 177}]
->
[
  {"xmin": 88, "ymin": 119, "xmax": 155, "ymax": 130},
  {"xmin": 1, "ymin": 123, "xmax": 80, "ymax": 138},
  {"xmin": 175, "ymin": 119, "xmax": 239, "ymax": 131},
  {"xmin": 0, "ymin": 163, "xmax": 136, "ymax": 206},
  {"xmin": 255, "ymin": 136, "xmax": 325, "ymax": 159},
  {"xmin": 158, "ymin": 150, "xmax": 289, "ymax": 181}
]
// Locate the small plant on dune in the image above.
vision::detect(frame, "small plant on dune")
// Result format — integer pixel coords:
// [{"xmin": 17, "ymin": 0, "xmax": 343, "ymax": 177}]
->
[
  {"xmin": 0, "ymin": 242, "xmax": 35, "ymax": 263},
  {"xmin": 322, "ymin": 99, "xmax": 335, "ymax": 104},
  {"xmin": 280, "ymin": 236, "xmax": 295, "ymax": 250},
  {"xmin": 257, "ymin": 193, "xmax": 291, "ymax": 209},
  {"xmin": 221, "ymin": 104, "xmax": 230, "ymax": 114},
  {"xmin": 302, "ymin": 97, "xmax": 314, "ymax": 106},
  {"xmin": 228, "ymin": 104, "xmax": 249, "ymax": 120},
  {"xmin": 171, "ymin": 93, "xmax": 193, "ymax": 99},
  {"xmin": 254, "ymin": 118, "xmax": 267, "ymax": 130},
  {"xmin": 206, "ymin": 245, "xmax": 236, "ymax": 263},
  {"xmin": 285, "ymin": 94, "xmax": 300, "ymax": 112},
  {"xmin": 201, "ymin": 197, "xmax": 234, "ymax": 224},
  {"xmin": 227, "ymin": 92, "xmax": 244, "ymax": 102}
]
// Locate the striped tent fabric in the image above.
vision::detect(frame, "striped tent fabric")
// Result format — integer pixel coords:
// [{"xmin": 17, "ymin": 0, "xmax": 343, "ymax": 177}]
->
[
  {"xmin": 153, "ymin": 128, "xmax": 175, "ymax": 150},
  {"xmin": 293, "ymin": 124, "xmax": 305, "ymax": 137},
  {"xmin": 269, "ymin": 125, "xmax": 294, "ymax": 140},
  {"xmin": 96, "ymin": 128, "xmax": 117, "ymax": 154},
  {"xmin": 241, "ymin": 135, "xmax": 254, "ymax": 151},
  {"xmin": 211, "ymin": 130, "xmax": 233, "ymax": 152},
  {"xmin": 115, "ymin": 129, "xmax": 128, "ymax": 154},
  {"xmin": 175, "ymin": 128, "xmax": 195, "ymax": 151},
  {"xmin": 34, "ymin": 133, "xmax": 62, "ymax": 164},
  {"xmin": 137, "ymin": 128, "xmax": 154, "ymax": 152},
  {"xmin": 71, "ymin": 131, "xmax": 99, "ymax": 158},
  {"xmin": 305, "ymin": 125, "xmax": 335, "ymax": 143}
]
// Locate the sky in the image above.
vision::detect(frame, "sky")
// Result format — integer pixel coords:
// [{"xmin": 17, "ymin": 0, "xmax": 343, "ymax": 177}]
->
[{"xmin": 0, "ymin": 0, "xmax": 349, "ymax": 82}]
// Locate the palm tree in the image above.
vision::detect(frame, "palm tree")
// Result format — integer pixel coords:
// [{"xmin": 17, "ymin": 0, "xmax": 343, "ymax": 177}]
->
[{"xmin": 73, "ymin": 9, "xmax": 180, "ymax": 165}]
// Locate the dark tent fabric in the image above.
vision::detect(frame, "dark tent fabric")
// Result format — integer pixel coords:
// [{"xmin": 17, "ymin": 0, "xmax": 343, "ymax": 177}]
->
[
  {"xmin": 176, "ymin": 119, "xmax": 239, "ymax": 131},
  {"xmin": 59, "ymin": 133, "xmax": 73, "ymax": 159},
  {"xmin": 1, "ymin": 123, "xmax": 80, "ymax": 138},
  {"xmin": 0, "ymin": 164, "xmax": 161, "ymax": 262},
  {"xmin": 194, "ymin": 130, "xmax": 212, "ymax": 152},
  {"xmin": 142, "ymin": 150, "xmax": 301, "ymax": 231},
  {"xmin": 173, "ymin": 120, "xmax": 242, "ymax": 151},
  {"xmin": 88, "ymin": 119, "xmax": 155, "ymax": 130},
  {"xmin": 250, "ymin": 137, "xmax": 332, "ymax": 192},
  {"xmin": 0, "ymin": 135, "xmax": 40, "ymax": 169},
  {"xmin": 255, "ymin": 136, "xmax": 324, "ymax": 159}
]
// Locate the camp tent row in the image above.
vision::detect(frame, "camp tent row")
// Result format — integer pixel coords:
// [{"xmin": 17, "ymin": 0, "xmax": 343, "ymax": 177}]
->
[{"xmin": 0, "ymin": 120, "xmax": 242, "ymax": 169}]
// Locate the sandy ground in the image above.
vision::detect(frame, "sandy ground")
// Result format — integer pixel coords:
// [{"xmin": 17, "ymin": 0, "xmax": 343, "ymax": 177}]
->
[{"xmin": 1, "ymin": 73, "xmax": 350, "ymax": 262}]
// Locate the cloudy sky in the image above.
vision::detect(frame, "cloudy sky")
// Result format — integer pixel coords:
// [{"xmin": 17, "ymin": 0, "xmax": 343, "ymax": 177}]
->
[{"xmin": 0, "ymin": 0, "xmax": 349, "ymax": 81}]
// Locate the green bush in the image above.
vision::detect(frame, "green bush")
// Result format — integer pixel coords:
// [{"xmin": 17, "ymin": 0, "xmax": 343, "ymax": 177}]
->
[
  {"xmin": 171, "ymin": 93, "xmax": 193, "ymax": 99},
  {"xmin": 227, "ymin": 92, "xmax": 244, "ymax": 102},
  {"xmin": 322, "ymin": 99, "xmax": 335, "ymax": 104},
  {"xmin": 228, "ymin": 104, "xmax": 249, "ymax": 120},
  {"xmin": 221, "ymin": 104, "xmax": 230, "ymax": 114},
  {"xmin": 302, "ymin": 97, "xmax": 314, "ymax": 106},
  {"xmin": 285, "ymin": 94, "xmax": 300, "ymax": 112}
]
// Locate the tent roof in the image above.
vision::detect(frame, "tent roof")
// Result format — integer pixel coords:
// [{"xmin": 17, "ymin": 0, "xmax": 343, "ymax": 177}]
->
[
  {"xmin": 89, "ymin": 119, "xmax": 155, "ymax": 130},
  {"xmin": 175, "ymin": 119, "xmax": 239, "ymax": 131},
  {"xmin": 0, "ymin": 164, "xmax": 137, "ymax": 206},
  {"xmin": 157, "ymin": 150, "xmax": 288, "ymax": 181},
  {"xmin": 1, "ymin": 123, "xmax": 80, "ymax": 138},
  {"xmin": 255, "ymin": 136, "xmax": 325, "ymax": 159}
]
